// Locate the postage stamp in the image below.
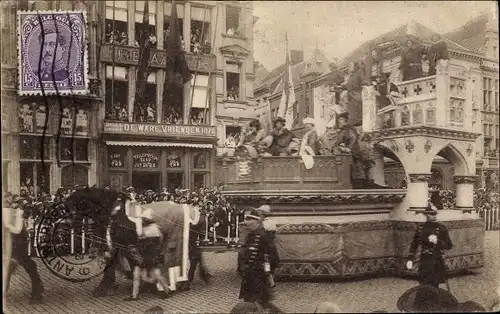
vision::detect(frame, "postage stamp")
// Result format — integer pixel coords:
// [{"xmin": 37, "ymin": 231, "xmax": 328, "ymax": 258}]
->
[
  {"xmin": 35, "ymin": 200, "xmax": 107, "ymax": 283},
  {"xmin": 17, "ymin": 11, "xmax": 88, "ymax": 96}
]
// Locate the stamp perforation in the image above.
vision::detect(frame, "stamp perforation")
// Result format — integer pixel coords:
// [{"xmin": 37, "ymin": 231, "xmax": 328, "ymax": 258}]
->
[{"xmin": 17, "ymin": 9, "xmax": 90, "ymax": 96}]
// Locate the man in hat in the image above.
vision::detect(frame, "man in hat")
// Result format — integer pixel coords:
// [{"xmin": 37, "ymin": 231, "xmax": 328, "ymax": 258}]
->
[
  {"xmin": 239, "ymin": 209, "xmax": 279, "ymax": 310},
  {"xmin": 406, "ymin": 204, "xmax": 453, "ymax": 287},
  {"xmin": 427, "ymin": 34, "xmax": 449, "ymax": 76},
  {"xmin": 269, "ymin": 117, "xmax": 297, "ymax": 156},
  {"xmin": 326, "ymin": 62, "xmax": 345, "ymax": 105},
  {"xmin": 334, "ymin": 112, "xmax": 368, "ymax": 188}
]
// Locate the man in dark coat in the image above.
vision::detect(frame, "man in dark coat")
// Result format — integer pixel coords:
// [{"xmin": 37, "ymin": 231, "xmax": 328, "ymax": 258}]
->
[
  {"xmin": 427, "ymin": 34, "xmax": 449, "ymax": 76},
  {"xmin": 37, "ymin": 28, "xmax": 70, "ymax": 82},
  {"xmin": 343, "ymin": 62, "xmax": 364, "ymax": 126},
  {"xmin": 269, "ymin": 117, "xmax": 297, "ymax": 156},
  {"xmin": 239, "ymin": 210, "xmax": 279, "ymax": 309},
  {"xmin": 399, "ymin": 38, "xmax": 425, "ymax": 81},
  {"xmin": 326, "ymin": 63, "xmax": 345, "ymax": 105},
  {"xmin": 406, "ymin": 205, "xmax": 453, "ymax": 287}
]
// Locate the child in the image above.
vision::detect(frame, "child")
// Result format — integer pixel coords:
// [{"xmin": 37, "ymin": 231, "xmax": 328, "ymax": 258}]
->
[{"xmin": 124, "ymin": 207, "xmax": 169, "ymax": 301}]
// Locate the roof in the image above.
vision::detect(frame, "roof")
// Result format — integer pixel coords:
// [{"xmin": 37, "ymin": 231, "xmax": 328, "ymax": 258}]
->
[
  {"xmin": 256, "ymin": 47, "xmax": 330, "ymax": 93},
  {"xmin": 339, "ymin": 20, "xmax": 473, "ymax": 67},
  {"xmin": 443, "ymin": 13, "xmax": 489, "ymax": 54},
  {"xmin": 254, "ymin": 63, "xmax": 270, "ymax": 87}
]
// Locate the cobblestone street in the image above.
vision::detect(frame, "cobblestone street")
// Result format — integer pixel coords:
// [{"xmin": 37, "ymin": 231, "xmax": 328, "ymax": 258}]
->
[{"xmin": 4, "ymin": 231, "xmax": 499, "ymax": 313}]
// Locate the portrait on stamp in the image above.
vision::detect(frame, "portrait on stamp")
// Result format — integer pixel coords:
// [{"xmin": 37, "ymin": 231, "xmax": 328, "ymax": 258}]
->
[{"xmin": 17, "ymin": 11, "xmax": 88, "ymax": 95}]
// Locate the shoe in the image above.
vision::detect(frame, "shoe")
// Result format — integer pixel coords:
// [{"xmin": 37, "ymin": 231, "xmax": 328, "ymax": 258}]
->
[
  {"xmin": 30, "ymin": 294, "xmax": 46, "ymax": 305},
  {"xmin": 123, "ymin": 296, "xmax": 139, "ymax": 301}
]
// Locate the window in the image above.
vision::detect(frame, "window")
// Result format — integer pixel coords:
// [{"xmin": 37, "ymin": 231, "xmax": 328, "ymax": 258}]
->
[
  {"xmin": 20, "ymin": 136, "xmax": 50, "ymax": 160},
  {"xmin": 19, "ymin": 102, "xmax": 48, "ymax": 133},
  {"xmin": 105, "ymin": 66, "xmax": 129, "ymax": 121},
  {"xmin": 225, "ymin": 126, "xmax": 241, "ymax": 148},
  {"xmin": 226, "ymin": 61, "xmax": 241, "ymax": 100},
  {"xmin": 166, "ymin": 149, "xmax": 183, "ymax": 168},
  {"xmin": 190, "ymin": 6, "xmax": 211, "ymax": 54},
  {"xmin": 134, "ymin": 72, "xmax": 157, "ymax": 122},
  {"xmin": 134, "ymin": 1, "xmax": 157, "ymax": 47},
  {"xmin": 60, "ymin": 139, "xmax": 89, "ymax": 161},
  {"xmin": 483, "ymin": 77, "xmax": 493, "ymax": 111},
  {"xmin": 105, "ymin": 1, "xmax": 128, "ymax": 44},
  {"xmin": 20, "ymin": 162, "xmax": 50, "ymax": 195},
  {"xmin": 164, "ymin": 2, "xmax": 184, "ymax": 48},
  {"xmin": 484, "ymin": 123, "xmax": 488, "ymax": 135},
  {"xmin": 189, "ymin": 74, "xmax": 209, "ymax": 125},
  {"xmin": 61, "ymin": 165, "xmax": 88, "ymax": 187},
  {"xmin": 193, "ymin": 151, "xmax": 208, "ymax": 169},
  {"xmin": 495, "ymin": 79, "xmax": 499, "ymax": 112},
  {"xmin": 226, "ymin": 5, "xmax": 242, "ymax": 36},
  {"xmin": 193, "ymin": 173, "xmax": 206, "ymax": 189}
]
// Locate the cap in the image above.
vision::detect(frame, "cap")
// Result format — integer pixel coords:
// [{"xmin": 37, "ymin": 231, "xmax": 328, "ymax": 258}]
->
[
  {"xmin": 303, "ymin": 117, "xmax": 316, "ymax": 126},
  {"xmin": 245, "ymin": 209, "xmax": 261, "ymax": 221}
]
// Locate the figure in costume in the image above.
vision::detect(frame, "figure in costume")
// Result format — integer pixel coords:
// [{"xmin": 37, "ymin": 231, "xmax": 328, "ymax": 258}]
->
[{"xmin": 406, "ymin": 205, "xmax": 453, "ymax": 287}]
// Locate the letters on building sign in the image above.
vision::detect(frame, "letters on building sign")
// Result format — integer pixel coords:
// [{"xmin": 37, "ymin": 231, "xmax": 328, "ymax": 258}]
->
[
  {"xmin": 103, "ymin": 122, "xmax": 217, "ymax": 137},
  {"xmin": 109, "ymin": 152, "xmax": 124, "ymax": 168},
  {"xmin": 101, "ymin": 45, "xmax": 214, "ymax": 72},
  {"xmin": 133, "ymin": 152, "xmax": 159, "ymax": 169}
]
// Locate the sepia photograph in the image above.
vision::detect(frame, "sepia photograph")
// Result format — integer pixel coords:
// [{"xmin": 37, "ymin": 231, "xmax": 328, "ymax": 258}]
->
[{"xmin": 1, "ymin": 0, "xmax": 499, "ymax": 313}]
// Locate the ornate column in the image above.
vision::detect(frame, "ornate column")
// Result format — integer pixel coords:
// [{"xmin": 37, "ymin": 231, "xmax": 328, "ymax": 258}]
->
[
  {"xmin": 454, "ymin": 175, "xmax": 477, "ymax": 213},
  {"xmin": 434, "ymin": 59, "xmax": 450, "ymax": 127},
  {"xmin": 407, "ymin": 173, "xmax": 431, "ymax": 213},
  {"xmin": 362, "ymin": 85, "xmax": 377, "ymax": 133}
]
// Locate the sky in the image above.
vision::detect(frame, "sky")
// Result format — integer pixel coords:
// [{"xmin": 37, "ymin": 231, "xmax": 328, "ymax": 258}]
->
[{"xmin": 253, "ymin": 1, "xmax": 497, "ymax": 70}]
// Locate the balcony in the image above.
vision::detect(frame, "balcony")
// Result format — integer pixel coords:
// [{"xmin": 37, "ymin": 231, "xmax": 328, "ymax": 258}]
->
[
  {"xmin": 100, "ymin": 44, "xmax": 216, "ymax": 73},
  {"xmin": 363, "ymin": 60, "xmax": 474, "ymax": 133},
  {"xmin": 215, "ymin": 155, "xmax": 352, "ymax": 191}
]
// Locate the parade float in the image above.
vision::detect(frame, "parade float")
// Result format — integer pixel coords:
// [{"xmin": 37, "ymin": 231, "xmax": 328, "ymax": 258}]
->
[{"xmin": 215, "ymin": 58, "xmax": 485, "ymax": 280}]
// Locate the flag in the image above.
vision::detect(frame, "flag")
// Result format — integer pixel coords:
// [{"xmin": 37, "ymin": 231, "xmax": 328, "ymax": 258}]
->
[
  {"xmin": 164, "ymin": 0, "xmax": 191, "ymax": 87},
  {"xmin": 133, "ymin": 1, "xmax": 152, "ymax": 120},
  {"xmin": 277, "ymin": 33, "xmax": 296, "ymax": 130}
]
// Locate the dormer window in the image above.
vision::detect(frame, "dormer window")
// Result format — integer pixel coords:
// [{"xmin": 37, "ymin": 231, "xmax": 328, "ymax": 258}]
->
[{"xmin": 226, "ymin": 5, "xmax": 242, "ymax": 37}]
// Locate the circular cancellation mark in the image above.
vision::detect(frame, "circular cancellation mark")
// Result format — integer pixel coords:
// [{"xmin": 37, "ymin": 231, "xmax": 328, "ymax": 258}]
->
[{"xmin": 35, "ymin": 201, "xmax": 108, "ymax": 282}]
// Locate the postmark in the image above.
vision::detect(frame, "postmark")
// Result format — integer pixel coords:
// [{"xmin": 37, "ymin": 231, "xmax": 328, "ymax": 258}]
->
[
  {"xmin": 35, "ymin": 200, "xmax": 108, "ymax": 282},
  {"xmin": 17, "ymin": 10, "xmax": 89, "ymax": 96}
]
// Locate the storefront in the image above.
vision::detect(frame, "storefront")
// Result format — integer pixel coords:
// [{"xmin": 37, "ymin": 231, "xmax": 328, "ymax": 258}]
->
[{"xmin": 102, "ymin": 121, "xmax": 217, "ymax": 191}]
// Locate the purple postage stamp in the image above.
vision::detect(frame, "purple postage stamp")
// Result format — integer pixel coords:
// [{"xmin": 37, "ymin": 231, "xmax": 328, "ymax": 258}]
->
[{"xmin": 17, "ymin": 11, "xmax": 88, "ymax": 96}]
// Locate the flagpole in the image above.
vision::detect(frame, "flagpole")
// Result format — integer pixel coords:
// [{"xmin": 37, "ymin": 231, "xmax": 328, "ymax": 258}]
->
[
  {"xmin": 189, "ymin": 2, "xmax": 209, "ymax": 123},
  {"xmin": 111, "ymin": 0, "xmax": 116, "ymax": 120},
  {"xmin": 203, "ymin": 2, "xmax": 219, "ymax": 123}
]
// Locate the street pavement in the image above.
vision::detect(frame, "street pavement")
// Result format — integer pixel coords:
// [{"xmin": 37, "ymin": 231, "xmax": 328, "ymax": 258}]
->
[{"xmin": 4, "ymin": 231, "xmax": 499, "ymax": 314}]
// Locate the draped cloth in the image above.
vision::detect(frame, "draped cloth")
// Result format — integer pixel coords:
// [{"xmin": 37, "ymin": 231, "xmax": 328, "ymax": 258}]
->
[{"xmin": 139, "ymin": 201, "xmax": 193, "ymax": 291}]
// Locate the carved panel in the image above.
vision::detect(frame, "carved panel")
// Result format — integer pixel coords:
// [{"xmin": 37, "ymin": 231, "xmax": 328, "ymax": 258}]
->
[
  {"xmin": 412, "ymin": 104, "xmax": 423, "ymax": 124},
  {"xmin": 449, "ymin": 99, "xmax": 465, "ymax": 124},
  {"xmin": 408, "ymin": 173, "xmax": 432, "ymax": 183},
  {"xmin": 453, "ymin": 175, "xmax": 477, "ymax": 184},
  {"xmin": 450, "ymin": 77, "xmax": 466, "ymax": 99},
  {"xmin": 426, "ymin": 100, "xmax": 436, "ymax": 125}
]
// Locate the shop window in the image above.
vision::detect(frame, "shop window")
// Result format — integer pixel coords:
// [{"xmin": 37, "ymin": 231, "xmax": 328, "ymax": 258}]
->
[
  {"xmin": 193, "ymin": 173, "xmax": 206, "ymax": 189},
  {"xmin": 133, "ymin": 150, "xmax": 160, "ymax": 169},
  {"xmin": 20, "ymin": 136, "xmax": 50, "ymax": 160},
  {"xmin": 193, "ymin": 151, "xmax": 207, "ymax": 169},
  {"xmin": 108, "ymin": 147, "xmax": 127, "ymax": 168},
  {"xmin": 225, "ymin": 126, "xmax": 241, "ymax": 148},
  {"xmin": 20, "ymin": 162, "xmax": 50, "ymax": 195},
  {"xmin": 105, "ymin": 1, "xmax": 128, "ymax": 44},
  {"xmin": 226, "ymin": 62, "xmax": 241, "ymax": 100},
  {"xmin": 105, "ymin": 66, "xmax": 129, "ymax": 121},
  {"xmin": 190, "ymin": 6, "xmax": 211, "ymax": 54},
  {"xmin": 167, "ymin": 172, "xmax": 183, "ymax": 192},
  {"xmin": 61, "ymin": 165, "xmax": 88, "ymax": 187},
  {"xmin": 164, "ymin": 2, "xmax": 184, "ymax": 48},
  {"xmin": 60, "ymin": 138, "xmax": 89, "ymax": 161},
  {"xmin": 134, "ymin": 72, "xmax": 157, "ymax": 122},
  {"xmin": 166, "ymin": 150, "xmax": 182, "ymax": 168},
  {"xmin": 226, "ymin": 5, "xmax": 242, "ymax": 36}
]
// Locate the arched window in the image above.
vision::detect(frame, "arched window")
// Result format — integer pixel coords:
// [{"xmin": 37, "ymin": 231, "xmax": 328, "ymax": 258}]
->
[
  {"xmin": 429, "ymin": 168, "xmax": 444, "ymax": 192},
  {"xmin": 61, "ymin": 165, "xmax": 88, "ymax": 187}
]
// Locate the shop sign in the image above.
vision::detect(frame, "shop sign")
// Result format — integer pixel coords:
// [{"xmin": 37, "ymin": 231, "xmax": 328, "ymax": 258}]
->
[
  {"xmin": 103, "ymin": 121, "xmax": 216, "ymax": 138},
  {"xmin": 109, "ymin": 152, "xmax": 125, "ymax": 168},
  {"xmin": 133, "ymin": 152, "xmax": 159, "ymax": 169},
  {"xmin": 100, "ymin": 44, "xmax": 215, "ymax": 72}
]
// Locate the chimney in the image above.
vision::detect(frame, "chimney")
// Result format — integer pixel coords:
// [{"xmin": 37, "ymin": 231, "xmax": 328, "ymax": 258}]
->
[{"xmin": 290, "ymin": 50, "xmax": 304, "ymax": 65}]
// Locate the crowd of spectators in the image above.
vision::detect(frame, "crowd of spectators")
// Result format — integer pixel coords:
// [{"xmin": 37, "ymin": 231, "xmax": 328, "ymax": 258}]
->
[
  {"xmin": 105, "ymin": 24, "xmax": 128, "ymax": 45},
  {"xmin": 163, "ymin": 107, "xmax": 183, "ymax": 124}
]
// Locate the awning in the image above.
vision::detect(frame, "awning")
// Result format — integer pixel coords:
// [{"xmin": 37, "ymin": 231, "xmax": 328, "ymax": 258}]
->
[{"xmin": 106, "ymin": 141, "xmax": 212, "ymax": 149}]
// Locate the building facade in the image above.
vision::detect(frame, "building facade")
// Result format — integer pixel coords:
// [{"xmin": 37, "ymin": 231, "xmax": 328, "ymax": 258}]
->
[{"xmin": 1, "ymin": 0, "xmax": 256, "ymax": 194}]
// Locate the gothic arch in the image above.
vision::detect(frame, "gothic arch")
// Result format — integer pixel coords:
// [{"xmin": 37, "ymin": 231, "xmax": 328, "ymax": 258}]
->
[
  {"xmin": 434, "ymin": 143, "xmax": 469, "ymax": 176},
  {"xmin": 375, "ymin": 142, "xmax": 409, "ymax": 188}
]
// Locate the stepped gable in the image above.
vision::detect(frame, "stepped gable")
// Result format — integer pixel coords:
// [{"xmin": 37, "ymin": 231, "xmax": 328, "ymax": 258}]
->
[{"xmin": 339, "ymin": 20, "xmax": 472, "ymax": 68}]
